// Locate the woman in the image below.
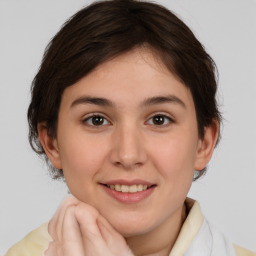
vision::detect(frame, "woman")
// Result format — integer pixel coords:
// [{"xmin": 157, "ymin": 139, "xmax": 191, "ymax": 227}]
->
[{"xmin": 5, "ymin": 0, "xmax": 256, "ymax": 255}]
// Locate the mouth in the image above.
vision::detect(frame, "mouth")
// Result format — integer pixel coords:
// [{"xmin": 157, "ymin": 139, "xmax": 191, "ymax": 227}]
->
[
  {"xmin": 99, "ymin": 180, "xmax": 157, "ymax": 203},
  {"xmin": 102, "ymin": 184, "xmax": 156, "ymax": 193}
]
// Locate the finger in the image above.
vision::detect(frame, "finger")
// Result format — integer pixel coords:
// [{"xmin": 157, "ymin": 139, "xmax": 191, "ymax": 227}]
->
[
  {"xmin": 97, "ymin": 215, "xmax": 119, "ymax": 245},
  {"xmin": 48, "ymin": 195, "xmax": 79, "ymax": 240},
  {"xmin": 62, "ymin": 205, "xmax": 84, "ymax": 256},
  {"xmin": 75, "ymin": 203, "xmax": 102, "ymax": 241},
  {"xmin": 44, "ymin": 241, "xmax": 62, "ymax": 256},
  {"xmin": 74, "ymin": 203, "xmax": 111, "ymax": 255},
  {"xmin": 97, "ymin": 216, "xmax": 133, "ymax": 256},
  {"xmin": 75, "ymin": 203, "xmax": 134, "ymax": 256}
]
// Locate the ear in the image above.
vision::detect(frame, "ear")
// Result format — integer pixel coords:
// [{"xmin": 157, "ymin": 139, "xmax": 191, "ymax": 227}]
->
[
  {"xmin": 194, "ymin": 120, "xmax": 219, "ymax": 171},
  {"xmin": 38, "ymin": 122, "xmax": 62, "ymax": 169}
]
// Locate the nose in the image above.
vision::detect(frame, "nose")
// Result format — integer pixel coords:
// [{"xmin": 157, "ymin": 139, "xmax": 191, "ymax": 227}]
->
[{"xmin": 110, "ymin": 123, "xmax": 147, "ymax": 170}]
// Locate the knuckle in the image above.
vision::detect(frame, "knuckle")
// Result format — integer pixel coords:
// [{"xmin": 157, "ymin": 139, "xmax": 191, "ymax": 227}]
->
[
  {"xmin": 61, "ymin": 195, "xmax": 79, "ymax": 208},
  {"xmin": 75, "ymin": 203, "xmax": 99, "ymax": 221}
]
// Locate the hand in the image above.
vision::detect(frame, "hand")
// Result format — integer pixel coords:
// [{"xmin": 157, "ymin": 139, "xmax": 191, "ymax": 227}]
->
[{"xmin": 45, "ymin": 195, "xmax": 133, "ymax": 256}]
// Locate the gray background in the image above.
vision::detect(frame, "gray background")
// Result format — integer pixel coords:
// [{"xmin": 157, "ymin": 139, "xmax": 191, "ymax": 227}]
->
[{"xmin": 1, "ymin": 0, "xmax": 255, "ymax": 254}]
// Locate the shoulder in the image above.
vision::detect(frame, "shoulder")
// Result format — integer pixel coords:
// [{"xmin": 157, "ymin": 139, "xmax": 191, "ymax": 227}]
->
[
  {"xmin": 183, "ymin": 199, "xmax": 256, "ymax": 256},
  {"xmin": 5, "ymin": 223, "xmax": 52, "ymax": 256},
  {"xmin": 234, "ymin": 244, "xmax": 256, "ymax": 256}
]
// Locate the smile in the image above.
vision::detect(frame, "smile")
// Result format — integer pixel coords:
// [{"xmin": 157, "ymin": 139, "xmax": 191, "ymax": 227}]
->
[
  {"xmin": 100, "ymin": 180, "xmax": 157, "ymax": 203},
  {"xmin": 106, "ymin": 184, "xmax": 153, "ymax": 193}
]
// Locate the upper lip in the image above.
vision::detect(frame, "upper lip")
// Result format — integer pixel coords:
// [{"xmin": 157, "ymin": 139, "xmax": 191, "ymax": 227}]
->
[{"xmin": 100, "ymin": 179, "xmax": 156, "ymax": 186}]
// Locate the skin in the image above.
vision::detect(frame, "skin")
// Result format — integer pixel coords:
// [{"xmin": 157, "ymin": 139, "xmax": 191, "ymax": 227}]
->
[{"xmin": 39, "ymin": 48, "xmax": 218, "ymax": 256}]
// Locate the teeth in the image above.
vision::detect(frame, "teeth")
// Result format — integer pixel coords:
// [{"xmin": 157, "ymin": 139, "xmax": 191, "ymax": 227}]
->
[
  {"xmin": 129, "ymin": 185, "xmax": 137, "ymax": 193},
  {"xmin": 137, "ymin": 184, "xmax": 143, "ymax": 192},
  {"xmin": 115, "ymin": 184, "xmax": 121, "ymax": 191},
  {"xmin": 121, "ymin": 185, "xmax": 129, "ymax": 192},
  {"xmin": 107, "ymin": 184, "xmax": 151, "ymax": 193}
]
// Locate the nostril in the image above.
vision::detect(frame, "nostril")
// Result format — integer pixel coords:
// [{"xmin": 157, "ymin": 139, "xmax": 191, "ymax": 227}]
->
[{"xmin": 114, "ymin": 160, "xmax": 143, "ymax": 170}]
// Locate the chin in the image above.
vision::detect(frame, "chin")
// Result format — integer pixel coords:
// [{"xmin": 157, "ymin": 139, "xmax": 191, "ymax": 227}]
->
[
  {"xmin": 108, "ymin": 214, "xmax": 156, "ymax": 237},
  {"xmin": 115, "ymin": 224, "xmax": 148, "ymax": 238}
]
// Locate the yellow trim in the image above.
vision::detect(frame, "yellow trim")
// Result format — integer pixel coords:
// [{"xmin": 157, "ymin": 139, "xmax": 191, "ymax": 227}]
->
[
  {"xmin": 4, "ymin": 223, "xmax": 52, "ymax": 256},
  {"xmin": 234, "ymin": 244, "xmax": 256, "ymax": 256},
  {"xmin": 169, "ymin": 198, "xmax": 204, "ymax": 256}
]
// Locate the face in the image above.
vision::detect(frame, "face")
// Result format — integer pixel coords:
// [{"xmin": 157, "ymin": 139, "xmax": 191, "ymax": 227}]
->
[{"xmin": 41, "ymin": 48, "xmax": 216, "ymax": 237}]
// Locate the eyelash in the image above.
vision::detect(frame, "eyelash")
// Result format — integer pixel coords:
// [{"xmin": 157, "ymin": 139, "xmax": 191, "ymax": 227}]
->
[
  {"xmin": 81, "ymin": 113, "xmax": 174, "ymax": 128},
  {"xmin": 146, "ymin": 114, "xmax": 174, "ymax": 127},
  {"xmin": 82, "ymin": 114, "xmax": 110, "ymax": 127}
]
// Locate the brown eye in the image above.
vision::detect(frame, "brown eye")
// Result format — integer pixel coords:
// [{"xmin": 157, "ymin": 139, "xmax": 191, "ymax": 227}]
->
[
  {"xmin": 147, "ymin": 114, "xmax": 173, "ymax": 126},
  {"xmin": 92, "ymin": 116, "xmax": 104, "ymax": 125},
  {"xmin": 153, "ymin": 115, "xmax": 165, "ymax": 125},
  {"xmin": 83, "ymin": 115, "xmax": 110, "ymax": 126}
]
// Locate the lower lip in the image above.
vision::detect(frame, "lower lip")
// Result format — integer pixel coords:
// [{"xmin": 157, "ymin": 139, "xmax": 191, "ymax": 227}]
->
[{"xmin": 101, "ymin": 185, "xmax": 156, "ymax": 203}]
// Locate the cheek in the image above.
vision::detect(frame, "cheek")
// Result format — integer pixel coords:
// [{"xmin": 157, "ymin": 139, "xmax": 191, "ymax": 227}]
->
[
  {"xmin": 150, "ymin": 138, "xmax": 196, "ymax": 215},
  {"xmin": 155, "ymin": 140, "xmax": 197, "ymax": 168},
  {"xmin": 151, "ymin": 134, "xmax": 197, "ymax": 185},
  {"xmin": 58, "ymin": 134, "xmax": 108, "ymax": 189}
]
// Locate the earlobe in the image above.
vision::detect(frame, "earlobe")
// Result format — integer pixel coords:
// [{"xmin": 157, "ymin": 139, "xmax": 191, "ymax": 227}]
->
[
  {"xmin": 194, "ymin": 120, "xmax": 219, "ymax": 171},
  {"xmin": 38, "ymin": 123, "xmax": 62, "ymax": 169}
]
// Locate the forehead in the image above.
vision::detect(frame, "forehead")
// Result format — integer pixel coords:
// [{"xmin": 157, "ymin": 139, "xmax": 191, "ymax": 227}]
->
[
  {"xmin": 93, "ymin": 47, "xmax": 178, "ymax": 84},
  {"xmin": 60, "ymin": 48, "xmax": 194, "ymax": 110}
]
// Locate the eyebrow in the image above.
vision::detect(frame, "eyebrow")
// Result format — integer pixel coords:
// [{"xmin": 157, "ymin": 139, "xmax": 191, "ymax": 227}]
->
[
  {"xmin": 70, "ymin": 95, "xmax": 186, "ymax": 108},
  {"xmin": 141, "ymin": 95, "xmax": 186, "ymax": 108},
  {"xmin": 71, "ymin": 96, "xmax": 115, "ymax": 108}
]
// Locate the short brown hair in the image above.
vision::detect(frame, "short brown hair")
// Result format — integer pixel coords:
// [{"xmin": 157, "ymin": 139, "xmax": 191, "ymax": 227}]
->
[{"xmin": 28, "ymin": 0, "xmax": 221, "ymax": 180}]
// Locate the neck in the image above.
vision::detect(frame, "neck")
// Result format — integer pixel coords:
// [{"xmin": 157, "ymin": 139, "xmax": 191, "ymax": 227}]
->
[{"xmin": 126, "ymin": 203, "xmax": 187, "ymax": 256}]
